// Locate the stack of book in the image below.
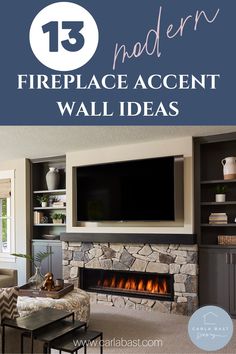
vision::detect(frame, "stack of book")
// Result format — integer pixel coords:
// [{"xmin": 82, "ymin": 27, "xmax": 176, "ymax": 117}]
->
[
  {"xmin": 34, "ymin": 211, "xmax": 44, "ymax": 224},
  {"xmin": 218, "ymin": 235, "xmax": 236, "ymax": 245},
  {"xmin": 209, "ymin": 213, "xmax": 228, "ymax": 225},
  {"xmin": 53, "ymin": 201, "xmax": 66, "ymax": 207}
]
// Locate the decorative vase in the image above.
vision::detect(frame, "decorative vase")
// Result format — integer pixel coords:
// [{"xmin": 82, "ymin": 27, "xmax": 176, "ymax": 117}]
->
[
  {"xmin": 46, "ymin": 167, "xmax": 60, "ymax": 190},
  {"xmin": 221, "ymin": 157, "xmax": 236, "ymax": 180},
  {"xmin": 28, "ymin": 266, "xmax": 44, "ymax": 289},
  {"xmin": 215, "ymin": 194, "xmax": 226, "ymax": 203}
]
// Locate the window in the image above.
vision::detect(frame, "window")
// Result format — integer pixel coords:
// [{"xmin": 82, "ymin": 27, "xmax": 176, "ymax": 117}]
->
[{"xmin": 0, "ymin": 171, "xmax": 15, "ymax": 258}]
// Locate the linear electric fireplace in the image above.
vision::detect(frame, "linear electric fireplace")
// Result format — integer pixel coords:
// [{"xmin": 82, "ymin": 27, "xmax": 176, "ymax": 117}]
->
[{"xmin": 80, "ymin": 268, "xmax": 174, "ymax": 301}]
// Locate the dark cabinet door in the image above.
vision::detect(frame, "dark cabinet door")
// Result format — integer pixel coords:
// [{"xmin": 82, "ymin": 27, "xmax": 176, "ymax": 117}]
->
[
  {"xmin": 199, "ymin": 248, "xmax": 230, "ymax": 312},
  {"xmin": 50, "ymin": 242, "xmax": 62, "ymax": 279},
  {"xmin": 230, "ymin": 252, "xmax": 236, "ymax": 315},
  {"xmin": 32, "ymin": 240, "xmax": 62, "ymax": 279}
]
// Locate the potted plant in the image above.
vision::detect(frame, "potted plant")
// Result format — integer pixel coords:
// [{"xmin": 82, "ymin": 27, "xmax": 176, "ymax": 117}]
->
[
  {"xmin": 52, "ymin": 213, "xmax": 65, "ymax": 224},
  {"xmin": 11, "ymin": 251, "xmax": 53, "ymax": 289},
  {"xmin": 215, "ymin": 185, "xmax": 227, "ymax": 202},
  {"xmin": 37, "ymin": 194, "xmax": 49, "ymax": 207}
]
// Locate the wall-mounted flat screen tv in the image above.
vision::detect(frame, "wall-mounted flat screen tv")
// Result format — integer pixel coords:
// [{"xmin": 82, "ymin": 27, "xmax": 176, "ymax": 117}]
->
[{"xmin": 76, "ymin": 155, "xmax": 183, "ymax": 222}]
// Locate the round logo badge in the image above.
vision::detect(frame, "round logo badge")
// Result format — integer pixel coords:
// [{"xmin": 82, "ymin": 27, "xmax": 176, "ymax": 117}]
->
[
  {"xmin": 188, "ymin": 306, "xmax": 233, "ymax": 351},
  {"xmin": 29, "ymin": 2, "xmax": 99, "ymax": 71}
]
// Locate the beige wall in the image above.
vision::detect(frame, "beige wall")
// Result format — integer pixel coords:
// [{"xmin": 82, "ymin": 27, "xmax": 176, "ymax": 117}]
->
[
  {"xmin": 0, "ymin": 159, "xmax": 30, "ymax": 285},
  {"xmin": 66, "ymin": 137, "xmax": 193, "ymax": 234}
]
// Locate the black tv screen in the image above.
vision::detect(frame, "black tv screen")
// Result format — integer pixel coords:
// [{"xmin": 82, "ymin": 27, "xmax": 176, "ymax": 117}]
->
[{"xmin": 76, "ymin": 156, "xmax": 178, "ymax": 222}]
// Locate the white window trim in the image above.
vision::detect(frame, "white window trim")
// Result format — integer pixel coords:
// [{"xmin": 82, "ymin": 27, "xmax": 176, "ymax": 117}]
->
[{"xmin": 0, "ymin": 170, "xmax": 15, "ymax": 262}]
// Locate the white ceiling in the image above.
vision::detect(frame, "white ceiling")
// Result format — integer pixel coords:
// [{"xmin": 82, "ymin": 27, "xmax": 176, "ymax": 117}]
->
[{"xmin": 0, "ymin": 126, "xmax": 235, "ymax": 161}]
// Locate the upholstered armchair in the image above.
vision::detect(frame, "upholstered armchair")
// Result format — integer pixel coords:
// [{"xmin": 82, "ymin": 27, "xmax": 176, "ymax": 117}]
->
[{"xmin": 0, "ymin": 269, "xmax": 17, "ymax": 288}]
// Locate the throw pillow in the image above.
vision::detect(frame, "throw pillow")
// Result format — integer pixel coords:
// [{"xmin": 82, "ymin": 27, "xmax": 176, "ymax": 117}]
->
[{"xmin": 0, "ymin": 287, "xmax": 19, "ymax": 322}]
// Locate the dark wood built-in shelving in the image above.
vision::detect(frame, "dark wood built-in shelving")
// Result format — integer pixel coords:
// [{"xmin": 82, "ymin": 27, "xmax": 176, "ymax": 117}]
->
[
  {"xmin": 194, "ymin": 133, "xmax": 236, "ymax": 246},
  {"xmin": 30, "ymin": 156, "xmax": 66, "ymax": 279},
  {"xmin": 194, "ymin": 132, "xmax": 236, "ymax": 315}
]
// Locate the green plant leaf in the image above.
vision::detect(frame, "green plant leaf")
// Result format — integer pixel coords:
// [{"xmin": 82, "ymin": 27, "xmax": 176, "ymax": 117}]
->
[
  {"xmin": 12, "ymin": 251, "xmax": 53, "ymax": 268},
  {"xmin": 11, "ymin": 253, "xmax": 34, "ymax": 262},
  {"xmin": 215, "ymin": 185, "xmax": 227, "ymax": 194},
  {"xmin": 36, "ymin": 194, "xmax": 49, "ymax": 203},
  {"xmin": 34, "ymin": 251, "xmax": 53, "ymax": 264},
  {"xmin": 52, "ymin": 213, "xmax": 65, "ymax": 220}
]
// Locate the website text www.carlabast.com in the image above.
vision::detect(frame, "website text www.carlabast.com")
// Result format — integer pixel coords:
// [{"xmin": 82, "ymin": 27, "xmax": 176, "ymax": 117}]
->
[{"xmin": 73, "ymin": 336, "xmax": 163, "ymax": 349}]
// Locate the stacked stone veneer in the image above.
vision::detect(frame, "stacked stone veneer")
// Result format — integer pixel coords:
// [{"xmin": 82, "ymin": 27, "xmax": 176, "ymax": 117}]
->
[{"xmin": 62, "ymin": 242, "xmax": 198, "ymax": 316}]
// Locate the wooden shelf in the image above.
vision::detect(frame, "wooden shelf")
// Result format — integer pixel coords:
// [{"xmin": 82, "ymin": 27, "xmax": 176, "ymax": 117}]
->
[
  {"xmin": 200, "ymin": 244, "xmax": 236, "ymax": 248},
  {"xmin": 61, "ymin": 232, "xmax": 197, "ymax": 244},
  {"xmin": 201, "ymin": 179, "xmax": 236, "ymax": 185},
  {"xmin": 201, "ymin": 223, "xmax": 236, "ymax": 227},
  {"xmin": 34, "ymin": 207, "xmax": 66, "ymax": 210},
  {"xmin": 32, "ymin": 238, "xmax": 61, "ymax": 242},
  {"xmin": 34, "ymin": 224, "xmax": 66, "ymax": 227},
  {"xmin": 33, "ymin": 189, "xmax": 66, "ymax": 194},
  {"xmin": 201, "ymin": 201, "xmax": 236, "ymax": 205}
]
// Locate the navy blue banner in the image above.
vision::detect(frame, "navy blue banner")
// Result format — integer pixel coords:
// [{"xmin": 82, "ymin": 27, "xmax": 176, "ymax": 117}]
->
[{"xmin": 0, "ymin": 1, "xmax": 235, "ymax": 125}]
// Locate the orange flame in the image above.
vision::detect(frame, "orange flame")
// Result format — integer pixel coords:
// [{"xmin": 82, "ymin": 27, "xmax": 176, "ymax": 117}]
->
[
  {"xmin": 117, "ymin": 278, "xmax": 125, "ymax": 288},
  {"xmin": 103, "ymin": 278, "xmax": 109, "ymax": 287},
  {"xmin": 98, "ymin": 275, "xmax": 168, "ymax": 294},
  {"xmin": 138, "ymin": 279, "xmax": 144, "ymax": 291},
  {"xmin": 146, "ymin": 279, "xmax": 153, "ymax": 291},
  {"xmin": 111, "ymin": 276, "xmax": 116, "ymax": 287}
]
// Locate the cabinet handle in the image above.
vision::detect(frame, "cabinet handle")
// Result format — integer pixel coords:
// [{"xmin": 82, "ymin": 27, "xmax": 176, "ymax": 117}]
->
[
  {"xmin": 231, "ymin": 253, "xmax": 236, "ymax": 264},
  {"xmin": 226, "ymin": 253, "xmax": 230, "ymax": 264}
]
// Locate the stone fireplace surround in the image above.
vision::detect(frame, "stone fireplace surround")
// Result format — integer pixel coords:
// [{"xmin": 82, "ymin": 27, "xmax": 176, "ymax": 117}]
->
[{"xmin": 62, "ymin": 240, "xmax": 198, "ymax": 316}]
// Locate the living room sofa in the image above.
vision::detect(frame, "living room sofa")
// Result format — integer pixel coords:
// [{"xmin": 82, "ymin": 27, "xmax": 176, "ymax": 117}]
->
[{"xmin": 0, "ymin": 269, "xmax": 17, "ymax": 288}]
